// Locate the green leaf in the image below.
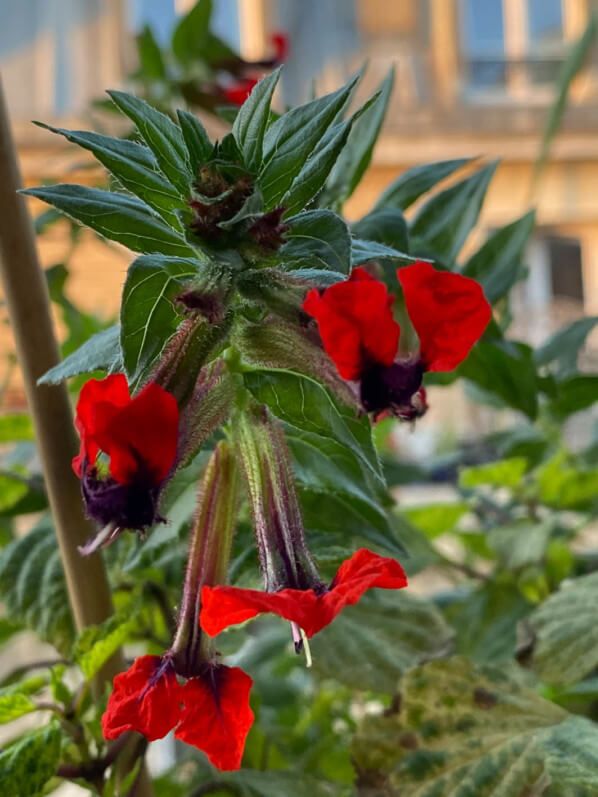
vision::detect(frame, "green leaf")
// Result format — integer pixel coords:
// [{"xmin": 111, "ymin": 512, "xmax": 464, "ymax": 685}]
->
[
  {"xmin": 446, "ymin": 581, "xmax": 533, "ymax": 663},
  {"xmin": 527, "ymin": 571, "xmax": 598, "ymax": 685},
  {"xmin": 544, "ymin": 715, "xmax": 598, "ymax": 790},
  {"xmin": 536, "ymin": 452, "xmax": 598, "ymax": 510},
  {"xmin": 107, "ymin": 90, "xmax": 192, "ymax": 195},
  {"xmin": 459, "ymin": 340, "xmax": 538, "ymax": 419},
  {"xmin": 311, "ymin": 590, "xmax": 453, "ymax": 693},
  {"xmin": 0, "ymin": 692, "xmax": 36, "ymax": 724},
  {"xmin": 534, "ymin": 16, "xmax": 597, "ymax": 187},
  {"xmin": 286, "ymin": 428, "xmax": 404, "ymax": 556},
  {"xmin": 0, "ymin": 523, "xmax": 75, "ymax": 655},
  {"xmin": 374, "ymin": 158, "xmax": 471, "ymax": 211},
  {"xmin": 177, "ymin": 109, "xmax": 213, "ymax": 173},
  {"xmin": 278, "ymin": 210, "xmax": 351, "ymax": 273},
  {"xmin": 460, "ymin": 457, "xmax": 528, "ymax": 489},
  {"xmin": 487, "ymin": 521, "xmax": 553, "ymax": 571},
  {"xmin": 0, "ymin": 724, "xmax": 62, "ymax": 797},
  {"xmin": 535, "ymin": 316, "xmax": 598, "ymax": 376},
  {"xmin": 34, "ymin": 123, "xmax": 186, "ymax": 229},
  {"xmin": 172, "ymin": 0, "xmax": 212, "ymax": 66},
  {"xmin": 259, "ymin": 75, "xmax": 359, "ymax": 208},
  {"xmin": 136, "ymin": 25, "xmax": 166, "ymax": 80},
  {"xmin": 120, "ymin": 255, "xmax": 202, "ymax": 381},
  {"xmin": 549, "ymin": 375, "xmax": 598, "ymax": 418},
  {"xmin": 280, "ymin": 118, "xmax": 355, "ymax": 218},
  {"xmin": 352, "ymin": 657, "xmax": 598, "ymax": 796},
  {"xmin": 410, "ymin": 161, "xmax": 498, "ymax": 263},
  {"xmin": 38, "ymin": 324, "xmax": 122, "ymax": 385},
  {"xmin": 0, "ymin": 415, "xmax": 34, "ymax": 442},
  {"xmin": 351, "ymin": 207, "xmax": 409, "ymax": 254},
  {"xmin": 402, "ymin": 502, "xmax": 469, "ymax": 539},
  {"xmin": 243, "ymin": 370, "xmax": 383, "ymax": 487},
  {"xmin": 233, "ymin": 67, "xmax": 281, "ymax": 172},
  {"xmin": 74, "ymin": 598, "xmax": 141, "ymax": 680},
  {"xmin": 219, "ymin": 769, "xmax": 340, "ymax": 797},
  {"xmin": 324, "ymin": 67, "xmax": 395, "ymax": 205},
  {"xmin": 22, "ymin": 184, "xmax": 194, "ymax": 256},
  {"xmin": 351, "ymin": 238, "xmax": 414, "ymax": 268},
  {"xmin": 462, "ymin": 210, "xmax": 535, "ymax": 303}
]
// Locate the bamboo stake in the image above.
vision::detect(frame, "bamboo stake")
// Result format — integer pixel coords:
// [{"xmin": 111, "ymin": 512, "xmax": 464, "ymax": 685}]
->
[{"xmin": 0, "ymin": 79, "xmax": 154, "ymax": 796}]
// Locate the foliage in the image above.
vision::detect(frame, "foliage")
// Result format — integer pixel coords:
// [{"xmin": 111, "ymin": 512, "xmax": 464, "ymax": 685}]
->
[{"xmin": 0, "ymin": 6, "xmax": 597, "ymax": 797}]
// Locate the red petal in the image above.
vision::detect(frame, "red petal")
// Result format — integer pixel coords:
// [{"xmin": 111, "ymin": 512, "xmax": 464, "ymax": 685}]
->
[
  {"xmin": 176, "ymin": 666, "xmax": 254, "ymax": 771},
  {"xmin": 201, "ymin": 549, "xmax": 407, "ymax": 638},
  {"xmin": 93, "ymin": 382, "xmax": 179, "ymax": 485},
  {"xmin": 72, "ymin": 374, "xmax": 131, "ymax": 477},
  {"xmin": 398, "ymin": 261, "xmax": 491, "ymax": 372},
  {"xmin": 223, "ymin": 78, "xmax": 259, "ymax": 105},
  {"xmin": 101, "ymin": 656, "xmax": 182, "ymax": 742},
  {"xmin": 271, "ymin": 32, "xmax": 289, "ymax": 62},
  {"xmin": 303, "ymin": 268, "xmax": 400, "ymax": 380}
]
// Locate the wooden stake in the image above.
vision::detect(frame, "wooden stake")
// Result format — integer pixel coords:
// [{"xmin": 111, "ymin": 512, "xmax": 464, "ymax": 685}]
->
[{"xmin": 0, "ymin": 78, "xmax": 154, "ymax": 796}]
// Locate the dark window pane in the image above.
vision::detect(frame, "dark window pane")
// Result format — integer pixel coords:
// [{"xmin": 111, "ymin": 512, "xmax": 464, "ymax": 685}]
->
[
  {"xmin": 467, "ymin": 59, "xmax": 507, "ymax": 89},
  {"xmin": 548, "ymin": 237, "xmax": 584, "ymax": 302},
  {"xmin": 527, "ymin": 0, "xmax": 563, "ymax": 47}
]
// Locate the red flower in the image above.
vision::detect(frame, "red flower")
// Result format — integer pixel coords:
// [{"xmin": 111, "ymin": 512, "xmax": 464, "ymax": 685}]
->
[
  {"xmin": 302, "ymin": 267, "xmax": 399, "ymax": 380},
  {"xmin": 176, "ymin": 666, "xmax": 254, "ymax": 771},
  {"xmin": 223, "ymin": 77, "xmax": 259, "ymax": 105},
  {"xmin": 397, "ymin": 260, "xmax": 491, "ymax": 372},
  {"xmin": 102, "ymin": 656, "xmax": 182, "ymax": 742},
  {"xmin": 201, "ymin": 548, "xmax": 408, "ymax": 639},
  {"xmin": 303, "ymin": 261, "xmax": 491, "ymax": 416},
  {"xmin": 271, "ymin": 32, "xmax": 289, "ymax": 62},
  {"xmin": 102, "ymin": 656, "xmax": 254, "ymax": 771},
  {"xmin": 73, "ymin": 374, "xmax": 179, "ymax": 485}
]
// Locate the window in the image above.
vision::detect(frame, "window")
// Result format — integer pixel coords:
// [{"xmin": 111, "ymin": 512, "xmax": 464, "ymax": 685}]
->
[
  {"xmin": 461, "ymin": 0, "xmax": 506, "ymax": 90},
  {"xmin": 548, "ymin": 236, "xmax": 584, "ymax": 303},
  {"xmin": 527, "ymin": 0, "xmax": 564, "ymax": 84},
  {"xmin": 460, "ymin": 0, "xmax": 568, "ymax": 98}
]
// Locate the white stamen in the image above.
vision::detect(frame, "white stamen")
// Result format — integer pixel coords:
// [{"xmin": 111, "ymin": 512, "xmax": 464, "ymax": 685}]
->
[{"xmin": 300, "ymin": 628, "xmax": 312, "ymax": 668}]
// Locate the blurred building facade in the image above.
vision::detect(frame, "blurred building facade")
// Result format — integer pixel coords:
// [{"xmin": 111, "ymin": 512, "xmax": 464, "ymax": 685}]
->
[{"xmin": 1, "ymin": 0, "xmax": 598, "ymax": 415}]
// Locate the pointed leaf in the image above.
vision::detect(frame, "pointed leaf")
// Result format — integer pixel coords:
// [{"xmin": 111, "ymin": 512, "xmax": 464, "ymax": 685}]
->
[
  {"xmin": 22, "ymin": 184, "xmax": 195, "ymax": 256},
  {"xmin": 107, "ymin": 90, "xmax": 192, "ymax": 195},
  {"xmin": 243, "ymin": 370, "xmax": 383, "ymax": 486},
  {"xmin": 279, "ymin": 119, "xmax": 353, "ymax": 217},
  {"xmin": 463, "ymin": 210, "xmax": 535, "ymax": 303},
  {"xmin": 34, "ymin": 123, "xmax": 185, "ymax": 228},
  {"xmin": 136, "ymin": 25, "xmax": 166, "ymax": 80},
  {"xmin": 233, "ymin": 67, "xmax": 281, "ymax": 172},
  {"xmin": 351, "ymin": 238, "xmax": 414, "ymax": 267},
  {"xmin": 410, "ymin": 161, "xmax": 498, "ymax": 263},
  {"xmin": 39, "ymin": 325, "xmax": 122, "ymax": 384},
  {"xmin": 278, "ymin": 210, "xmax": 351, "ymax": 272},
  {"xmin": 535, "ymin": 316, "xmax": 598, "ymax": 373},
  {"xmin": 374, "ymin": 157, "xmax": 471, "ymax": 211},
  {"xmin": 177, "ymin": 110, "xmax": 213, "ymax": 173},
  {"xmin": 325, "ymin": 67, "xmax": 395, "ymax": 205},
  {"xmin": 120, "ymin": 255, "xmax": 203, "ymax": 381},
  {"xmin": 259, "ymin": 75, "xmax": 359, "ymax": 207},
  {"xmin": 549, "ymin": 375, "xmax": 598, "ymax": 418},
  {"xmin": 352, "ymin": 207, "xmax": 409, "ymax": 253},
  {"xmin": 458, "ymin": 339, "xmax": 538, "ymax": 419},
  {"xmin": 172, "ymin": 0, "xmax": 212, "ymax": 66}
]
